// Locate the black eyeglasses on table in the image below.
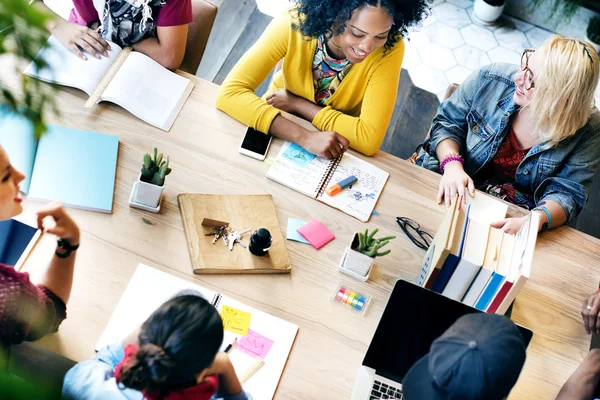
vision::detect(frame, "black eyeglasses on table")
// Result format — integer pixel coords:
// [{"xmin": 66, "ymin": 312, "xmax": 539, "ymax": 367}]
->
[{"xmin": 396, "ymin": 217, "xmax": 433, "ymax": 251}]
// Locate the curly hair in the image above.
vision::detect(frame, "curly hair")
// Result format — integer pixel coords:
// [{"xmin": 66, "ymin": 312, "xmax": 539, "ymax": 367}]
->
[{"xmin": 291, "ymin": 0, "xmax": 431, "ymax": 53}]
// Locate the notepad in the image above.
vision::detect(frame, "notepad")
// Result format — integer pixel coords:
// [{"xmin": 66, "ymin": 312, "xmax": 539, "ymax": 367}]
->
[
  {"xmin": 0, "ymin": 106, "xmax": 118, "ymax": 213},
  {"xmin": 297, "ymin": 219, "xmax": 335, "ymax": 250},
  {"xmin": 96, "ymin": 264, "xmax": 298, "ymax": 399},
  {"xmin": 266, "ymin": 142, "xmax": 389, "ymax": 222},
  {"xmin": 286, "ymin": 218, "xmax": 310, "ymax": 244}
]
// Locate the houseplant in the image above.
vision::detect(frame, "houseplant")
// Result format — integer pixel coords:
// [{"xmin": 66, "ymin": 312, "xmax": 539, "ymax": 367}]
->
[
  {"xmin": 1, "ymin": 0, "xmax": 57, "ymax": 138},
  {"xmin": 587, "ymin": 15, "xmax": 600, "ymax": 53},
  {"xmin": 131, "ymin": 148, "xmax": 172, "ymax": 209},
  {"xmin": 473, "ymin": 0, "xmax": 506, "ymax": 25},
  {"xmin": 339, "ymin": 228, "xmax": 396, "ymax": 281}
]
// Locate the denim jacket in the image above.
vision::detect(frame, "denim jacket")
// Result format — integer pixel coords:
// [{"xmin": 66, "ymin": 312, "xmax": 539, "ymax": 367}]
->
[
  {"xmin": 421, "ymin": 63, "xmax": 600, "ymax": 223},
  {"xmin": 62, "ymin": 342, "xmax": 253, "ymax": 400}
]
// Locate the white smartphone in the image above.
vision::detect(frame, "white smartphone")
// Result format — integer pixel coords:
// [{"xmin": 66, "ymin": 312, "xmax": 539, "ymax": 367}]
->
[{"xmin": 239, "ymin": 127, "xmax": 273, "ymax": 161}]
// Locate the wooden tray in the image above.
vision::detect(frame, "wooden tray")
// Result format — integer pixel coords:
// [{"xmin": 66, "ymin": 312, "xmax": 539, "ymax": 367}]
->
[{"xmin": 178, "ymin": 194, "xmax": 291, "ymax": 274}]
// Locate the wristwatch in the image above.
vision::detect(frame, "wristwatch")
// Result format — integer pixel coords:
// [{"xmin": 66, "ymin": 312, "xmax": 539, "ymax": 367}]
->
[{"xmin": 56, "ymin": 238, "xmax": 80, "ymax": 258}]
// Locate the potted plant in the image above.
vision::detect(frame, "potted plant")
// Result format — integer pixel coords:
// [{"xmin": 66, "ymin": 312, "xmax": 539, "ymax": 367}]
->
[
  {"xmin": 473, "ymin": 0, "xmax": 505, "ymax": 25},
  {"xmin": 130, "ymin": 148, "xmax": 172, "ymax": 210},
  {"xmin": 1, "ymin": 0, "xmax": 57, "ymax": 137},
  {"xmin": 339, "ymin": 228, "xmax": 396, "ymax": 281},
  {"xmin": 587, "ymin": 16, "xmax": 600, "ymax": 54}
]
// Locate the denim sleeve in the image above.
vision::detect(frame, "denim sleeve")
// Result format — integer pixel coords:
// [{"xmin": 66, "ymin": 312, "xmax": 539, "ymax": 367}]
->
[
  {"xmin": 535, "ymin": 121, "xmax": 600, "ymax": 223},
  {"xmin": 211, "ymin": 390, "xmax": 253, "ymax": 400},
  {"xmin": 425, "ymin": 68, "xmax": 483, "ymax": 158},
  {"xmin": 62, "ymin": 343, "xmax": 143, "ymax": 400}
]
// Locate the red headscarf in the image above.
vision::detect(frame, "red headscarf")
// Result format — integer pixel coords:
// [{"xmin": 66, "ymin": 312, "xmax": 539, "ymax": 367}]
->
[{"xmin": 114, "ymin": 344, "xmax": 219, "ymax": 400}]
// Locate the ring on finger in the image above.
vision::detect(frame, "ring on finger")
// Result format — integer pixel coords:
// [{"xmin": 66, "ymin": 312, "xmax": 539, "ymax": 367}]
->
[{"xmin": 587, "ymin": 304, "xmax": 593, "ymax": 310}]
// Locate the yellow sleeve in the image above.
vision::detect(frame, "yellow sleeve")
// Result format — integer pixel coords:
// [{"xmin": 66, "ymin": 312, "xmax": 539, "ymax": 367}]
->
[
  {"xmin": 312, "ymin": 41, "xmax": 405, "ymax": 156},
  {"xmin": 215, "ymin": 13, "xmax": 291, "ymax": 134}
]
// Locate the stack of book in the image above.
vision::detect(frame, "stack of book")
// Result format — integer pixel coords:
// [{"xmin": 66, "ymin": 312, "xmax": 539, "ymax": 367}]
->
[{"xmin": 418, "ymin": 194, "xmax": 539, "ymax": 315}]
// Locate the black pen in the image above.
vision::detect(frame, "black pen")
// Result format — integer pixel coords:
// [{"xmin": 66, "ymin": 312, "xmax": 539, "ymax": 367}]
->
[{"xmin": 225, "ymin": 338, "xmax": 237, "ymax": 353}]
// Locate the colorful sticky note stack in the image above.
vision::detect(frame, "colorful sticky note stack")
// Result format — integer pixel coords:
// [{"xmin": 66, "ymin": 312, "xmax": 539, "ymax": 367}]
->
[{"xmin": 332, "ymin": 283, "xmax": 371, "ymax": 316}]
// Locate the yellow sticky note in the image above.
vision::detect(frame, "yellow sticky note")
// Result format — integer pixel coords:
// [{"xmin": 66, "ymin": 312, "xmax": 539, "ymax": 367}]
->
[{"xmin": 221, "ymin": 305, "xmax": 251, "ymax": 336}]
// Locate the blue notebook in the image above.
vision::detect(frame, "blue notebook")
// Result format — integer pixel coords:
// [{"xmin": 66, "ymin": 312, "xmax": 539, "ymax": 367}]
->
[
  {"xmin": 0, "ymin": 106, "xmax": 119, "ymax": 213},
  {"xmin": 0, "ymin": 219, "xmax": 40, "ymax": 268}
]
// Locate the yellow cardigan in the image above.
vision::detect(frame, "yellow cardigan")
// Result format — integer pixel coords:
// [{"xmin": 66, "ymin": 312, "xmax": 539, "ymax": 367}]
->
[{"xmin": 216, "ymin": 12, "xmax": 404, "ymax": 156}]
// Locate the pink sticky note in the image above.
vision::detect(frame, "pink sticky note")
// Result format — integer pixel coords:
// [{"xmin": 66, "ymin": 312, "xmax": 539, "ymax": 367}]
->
[
  {"xmin": 237, "ymin": 329, "xmax": 274, "ymax": 359},
  {"xmin": 296, "ymin": 218, "xmax": 335, "ymax": 249}
]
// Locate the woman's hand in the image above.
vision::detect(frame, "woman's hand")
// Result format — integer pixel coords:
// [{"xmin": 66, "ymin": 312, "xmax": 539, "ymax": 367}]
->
[
  {"xmin": 437, "ymin": 162, "xmax": 474, "ymax": 206},
  {"xmin": 491, "ymin": 216, "xmax": 527, "ymax": 234},
  {"xmin": 582, "ymin": 290, "xmax": 600, "ymax": 334},
  {"xmin": 36, "ymin": 203, "xmax": 80, "ymax": 245},
  {"xmin": 50, "ymin": 20, "xmax": 110, "ymax": 60},
  {"xmin": 299, "ymin": 130, "xmax": 350, "ymax": 159},
  {"xmin": 266, "ymin": 89, "xmax": 301, "ymax": 114}
]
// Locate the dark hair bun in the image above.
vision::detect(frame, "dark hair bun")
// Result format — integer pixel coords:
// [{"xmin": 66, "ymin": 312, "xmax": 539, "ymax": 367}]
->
[{"xmin": 118, "ymin": 343, "xmax": 175, "ymax": 392}]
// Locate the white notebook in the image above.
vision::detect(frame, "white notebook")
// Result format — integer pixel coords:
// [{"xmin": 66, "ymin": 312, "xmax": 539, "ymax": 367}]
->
[
  {"xmin": 267, "ymin": 142, "xmax": 389, "ymax": 222},
  {"xmin": 24, "ymin": 35, "xmax": 194, "ymax": 131},
  {"xmin": 96, "ymin": 264, "xmax": 298, "ymax": 400}
]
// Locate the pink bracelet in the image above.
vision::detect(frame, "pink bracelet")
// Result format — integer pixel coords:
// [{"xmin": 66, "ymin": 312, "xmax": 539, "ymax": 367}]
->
[{"xmin": 440, "ymin": 154, "xmax": 464, "ymax": 174}]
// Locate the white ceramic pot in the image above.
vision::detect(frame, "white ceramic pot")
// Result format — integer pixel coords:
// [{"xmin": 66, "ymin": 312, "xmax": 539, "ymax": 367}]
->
[
  {"xmin": 338, "ymin": 233, "xmax": 375, "ymax": 282},
  {"xmin": 585, "ymin": 34, "xmax": 600, "ymax": 55},
  {"xmin": 132, "ymin": 173, "xmax": 165, "ymax": 208},
  {"xmin": 254, "ymin": 0, "xmax": 293, "ymax": 18},
  {"xmin": 473, "ymin": 0, "xmax": 505, "ymax": 25}
]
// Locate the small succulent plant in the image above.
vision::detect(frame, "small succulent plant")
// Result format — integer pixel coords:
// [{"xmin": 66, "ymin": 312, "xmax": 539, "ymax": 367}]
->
[
  {"xmin": 141, "ymin": 148, "xmax": 172, "ymax": 186},
  {"xmin": 355, "ymin": 228, "xmax": 396, "ymax": 258}
]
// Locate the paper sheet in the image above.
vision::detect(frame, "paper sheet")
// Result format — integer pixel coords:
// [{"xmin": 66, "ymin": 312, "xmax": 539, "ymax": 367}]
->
[
  {"xmin": 237, "ymin": 329, "xmax": 275, "ymax": 359},
  {"xmin": 281, "ymin": 143, "xmax": 316, "ymax": 167},
  {"xmin": 221, "ymin": 305, "xmax": 252, "ymax": 336},
  {"xmin": 286, "ymin": 218, "xmax": 310, "ymax": 244}
]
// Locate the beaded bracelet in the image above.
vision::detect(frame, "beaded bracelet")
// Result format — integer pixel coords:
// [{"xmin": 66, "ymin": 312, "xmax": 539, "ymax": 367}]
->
[{"xmin": 440, "ymin": 154, "xmax": 464, "ymax": 174}]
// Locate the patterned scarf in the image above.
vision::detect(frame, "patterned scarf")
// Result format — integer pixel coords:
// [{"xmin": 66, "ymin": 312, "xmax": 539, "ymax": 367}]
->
[
  {"xmin": 100, "ymin": 0, "xmax": 166, "ymax": 47},
  {"xmin": 312, "ymin": 35, "xmax": 353, "ymax": 105}
]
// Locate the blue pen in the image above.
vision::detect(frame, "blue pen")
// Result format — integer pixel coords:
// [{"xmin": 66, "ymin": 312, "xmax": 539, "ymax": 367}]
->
[{"xmin": 326, "ymin": 175, "xmax": 358, "ymax": 196}]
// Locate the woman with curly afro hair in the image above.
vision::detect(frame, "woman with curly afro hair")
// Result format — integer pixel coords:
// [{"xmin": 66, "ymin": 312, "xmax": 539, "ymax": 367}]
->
[{"xmin": 216, "ymin": 0, "xmax": 430, "ymax": 158}]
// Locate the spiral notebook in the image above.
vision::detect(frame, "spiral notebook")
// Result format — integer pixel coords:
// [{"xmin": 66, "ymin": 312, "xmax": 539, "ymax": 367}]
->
[
  {"xmin": 96, "ymin": 264, "xmax": 298, "ymax": 400},
  {"xmin": 266, "ymin": 142, "xmax": 389, "ymax": 222}
]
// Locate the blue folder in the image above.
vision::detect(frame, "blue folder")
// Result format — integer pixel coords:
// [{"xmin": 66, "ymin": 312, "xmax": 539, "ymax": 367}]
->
[{"xmin": 0, "ymin": 105, "xmax": 119, "ymax": 213}]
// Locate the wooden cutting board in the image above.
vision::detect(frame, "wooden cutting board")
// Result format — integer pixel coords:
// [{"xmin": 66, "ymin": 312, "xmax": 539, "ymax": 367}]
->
[{"xmin": 178, "ymin": 194, "xmax": 291, "ymax": 274}]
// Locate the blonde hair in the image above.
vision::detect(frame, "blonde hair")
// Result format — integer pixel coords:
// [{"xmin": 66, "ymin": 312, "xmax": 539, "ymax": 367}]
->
[{"xmin": 529, "ymin": 35, "xmax": 599, "ymax": 147}]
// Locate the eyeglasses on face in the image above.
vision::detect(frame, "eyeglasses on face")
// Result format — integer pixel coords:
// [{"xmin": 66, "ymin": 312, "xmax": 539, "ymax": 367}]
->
[
  {"xmin": 396, "ymin": 217, "xmax": 433, "ymax": 251},
  {"xmin": 520, "ymin": 49, "xmax": 536, "ymax": 91}
]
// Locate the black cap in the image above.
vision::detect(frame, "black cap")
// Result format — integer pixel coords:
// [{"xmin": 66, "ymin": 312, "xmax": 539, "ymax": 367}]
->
[{"xmin": 402, "ymin": 313, "xmax": 526, "ymax": 400}]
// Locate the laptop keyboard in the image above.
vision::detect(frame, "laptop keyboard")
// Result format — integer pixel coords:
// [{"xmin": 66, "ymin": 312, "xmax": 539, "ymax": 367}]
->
[{"xmin": 370, "ymin": 379, "xmax": 404, "ymax": 399}]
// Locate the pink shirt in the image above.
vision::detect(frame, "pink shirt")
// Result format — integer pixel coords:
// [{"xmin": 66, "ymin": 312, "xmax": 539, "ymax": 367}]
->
[{"xmin": 68, "ymin": 0, "xmax": 192, "ymax": 28}]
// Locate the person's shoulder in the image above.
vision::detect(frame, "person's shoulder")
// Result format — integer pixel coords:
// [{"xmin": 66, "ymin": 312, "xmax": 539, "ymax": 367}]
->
[{"xmin": 480, "ymin": 63, "xmax": 519, "ymax": 85}]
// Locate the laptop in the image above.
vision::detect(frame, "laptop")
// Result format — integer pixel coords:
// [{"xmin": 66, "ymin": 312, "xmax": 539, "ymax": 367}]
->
[{"xmin": 350, "ymin": 280, "xmax": 534, "ymax": 400}]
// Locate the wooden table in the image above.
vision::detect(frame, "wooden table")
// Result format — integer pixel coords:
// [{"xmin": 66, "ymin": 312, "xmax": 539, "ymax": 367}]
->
[{"xmin": 7, "ymin": 69, "xmax": 600, "ymax": 399}]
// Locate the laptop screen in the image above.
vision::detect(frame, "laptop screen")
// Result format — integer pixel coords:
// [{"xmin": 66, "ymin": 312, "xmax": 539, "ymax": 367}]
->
[{"xmin": 362, "ymin": 280, "xmax": 533, "ymax": 384}]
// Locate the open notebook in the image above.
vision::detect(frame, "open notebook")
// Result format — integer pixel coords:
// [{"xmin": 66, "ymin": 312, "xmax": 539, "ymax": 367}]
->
[
  {"xmin": 24, "ymin": 35, "xmax": 194, "ymax": 131},
  {"xmin": 96, "ymin": 264, "xmax": 298, "ymax": 400},
  {"xmin": 0, "ymin": 105, "xmax": 118, "ymax": 213},
  {"xmin": 267, "ymin": 142, "xmax": 389, "ymax": 222}
]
